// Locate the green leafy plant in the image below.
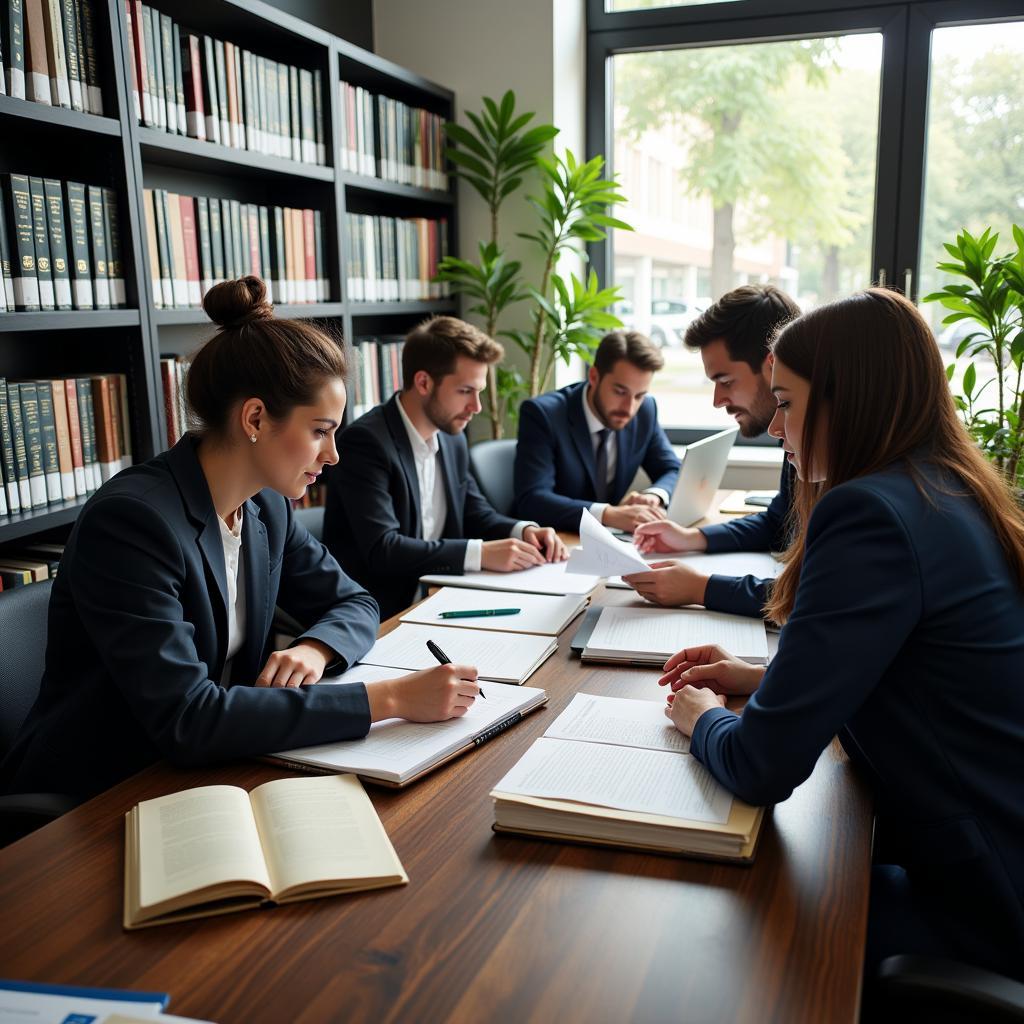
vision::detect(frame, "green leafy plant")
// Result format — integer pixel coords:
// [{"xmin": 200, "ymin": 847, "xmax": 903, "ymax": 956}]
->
[
  {"xmin": 436, "ymin": 92, "xmax": 632, "ymax": 438},
  {"xmin": 924, "ymin": 226, "xmax": 1024, "ymax": 488}
]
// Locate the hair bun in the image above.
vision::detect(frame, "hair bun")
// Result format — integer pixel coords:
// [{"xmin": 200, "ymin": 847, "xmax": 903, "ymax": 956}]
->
[{"xmin": 202, "ymin": 276, "xmax": 274, "ymax": 329}]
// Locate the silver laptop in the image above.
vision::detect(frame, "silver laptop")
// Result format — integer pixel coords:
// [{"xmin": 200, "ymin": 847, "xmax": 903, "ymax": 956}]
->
[{"xmin": 665, "ymin": 426, "xmax": 740, "ymax": 526}]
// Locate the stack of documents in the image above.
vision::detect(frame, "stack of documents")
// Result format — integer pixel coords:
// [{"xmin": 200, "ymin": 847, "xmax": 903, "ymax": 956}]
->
[
  {"xmin": 491, "ymin": 692, "xmax": 764, "ymax": 861},
  {"xmin": 401, "ymin": 587, "xmax": 590, "ymax": 635},
  {"xmin": 0, "ymin": 979, "xmax": 214, "ymax": 1023},
  {"xmin": 606, "ymin": 550, "xmax": 783, "ymax": 589},
  {"xmin": 360, "ymin": 622, "xmax": 558, "ymax": 684},
  {"xmin": 581, "ymin": 606, "xmax": 769, "ymax": 665},
  {"xmin": 273, "ymin": 665, "xmax": 547, "ymax": 785},
  {"xmin": 564, "ymin": 508, "xmax": 651, "ymax": 578},
  {"xmin": 420, "ymin": 560, "xmax": 600, "ymax": 596}
]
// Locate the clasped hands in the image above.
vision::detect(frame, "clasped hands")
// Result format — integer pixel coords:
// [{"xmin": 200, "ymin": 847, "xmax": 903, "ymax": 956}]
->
[{"xmin": 659, "ymin": 644, "xmax": 765, "ymax": 737}]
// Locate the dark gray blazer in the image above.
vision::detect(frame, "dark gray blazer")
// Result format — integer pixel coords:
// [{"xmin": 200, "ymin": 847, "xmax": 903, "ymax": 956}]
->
[
  {"xmin": 2, "ymin": 435, "xmax": 379, "ymax": 800},
  {"xmin": 323, "ymin": 394, "xmax": 519, "ymax": 620}
]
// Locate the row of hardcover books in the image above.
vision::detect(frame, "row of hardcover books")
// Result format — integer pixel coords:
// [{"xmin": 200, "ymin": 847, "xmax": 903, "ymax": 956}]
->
[
  {"xmin": 0, "ymin": 174, "xmax": 126, "ymax": 312},
  {"xmin": 338, "ymin": 81, "xmax": 448, "ymax": 190},
  {"xmin": 159, "ymin": 355, "xmax": 189, "ymax": 446},
  {"xmin": 143, "ymin": 188, "xmax": 328, "ymax": 309},
  {"xmin": 349, "ymin": 336, "xmax": 405, "ymax": 420},
  {"xmin": 344, "ymin": 214, "xmax": 449, "ymax": 303},
  {"xmin": 0, "ymin": 0, "xmax": 104, "ymax": 113},
  {"xmin": 0, "ymin": 374, "xmax": 133, "ymax": 519},
  {"xmin": 125, "ymin": 2, "xmax": 326, "ymax": 166}
]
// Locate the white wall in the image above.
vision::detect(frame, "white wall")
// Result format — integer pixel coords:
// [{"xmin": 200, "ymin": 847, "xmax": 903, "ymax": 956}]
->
[{"xmin": 374, "ymin": 0, "xmax": 586, "ymax": 436}]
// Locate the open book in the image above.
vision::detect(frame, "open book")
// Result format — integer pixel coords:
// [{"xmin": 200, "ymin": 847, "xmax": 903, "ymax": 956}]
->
[
  {"xmin": 491, "ymin": 693, "xmax": 764, "ymax": 861},
  {"xmin": 401, "ymin": 587, "xmax": 590, "ymax": 636},
  {"xmin": 361, "ymin": 622, "xmax": 557, "ymax": 684},
  {"xmin": 123, "ymin": 774, "xmax": 407, "ymax": 929},
  {"xmin": 581, "ymin": 606, "xmax": 769, "ymax": 665},
  {"xmin": 272, "ymin": 665, "xmax": 548, "ymax": 785}
]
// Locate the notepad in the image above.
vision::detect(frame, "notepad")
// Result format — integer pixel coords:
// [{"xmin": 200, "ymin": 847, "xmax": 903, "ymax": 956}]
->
[
  {"xmin": 581, "ymin": 606, "xmax": 769, "ymax": 665},
  {"xmin": 401, "ymin": 587, "xmax": 590, "ymax": 635},
  {"xmin": 420, "ymin": 560, "xmax": 600, "ymax": 596},
  {"xmin": 491, "ymin": 693, "xmax": 764, "ymax": 861},
  {"xmin": 361, "ymin": 622, "xmax": 558, "ymax": 684},
  {"xmin": 273, "ymin": 671, "xmax": 548, "ymax": 786},
  {"xmin": 606, "ymin": 550, "xmax": 783, "ymax": 589}
]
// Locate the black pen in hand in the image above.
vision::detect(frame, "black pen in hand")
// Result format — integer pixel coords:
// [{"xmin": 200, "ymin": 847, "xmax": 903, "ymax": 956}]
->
[{"xmin": 425, "ymin": 639, "xmax": 486, "ymax": 699}]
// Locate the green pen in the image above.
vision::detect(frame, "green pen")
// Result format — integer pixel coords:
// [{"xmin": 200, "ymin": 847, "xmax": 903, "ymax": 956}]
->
[{"xmin": 438, "ymin": 608, "xmax": 521, "ymax": 619}]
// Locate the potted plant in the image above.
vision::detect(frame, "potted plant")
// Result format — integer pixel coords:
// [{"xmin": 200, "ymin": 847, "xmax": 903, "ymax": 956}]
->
[{"xmin": 924, "ymin": 226, "xmax": 1024, "ymax": 490}]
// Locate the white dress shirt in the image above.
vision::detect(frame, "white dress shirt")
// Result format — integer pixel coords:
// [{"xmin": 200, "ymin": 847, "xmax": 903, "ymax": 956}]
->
[
  {"xmin": 219, "ymin": 506, "xmax": 246, "ymax": 683},
  {"xmin": 396, "ymin": 396, "xmax": 535, "ymax": 571},
  {"xmin": 582, "ymin": 386, "xmax": 669, "ymax": 523}
]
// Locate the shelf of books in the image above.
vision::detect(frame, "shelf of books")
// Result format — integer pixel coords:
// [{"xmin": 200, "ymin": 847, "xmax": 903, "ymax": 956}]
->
[{"xmin": 0, "ymin": 0, "xmax": 458, "ymax": 554}]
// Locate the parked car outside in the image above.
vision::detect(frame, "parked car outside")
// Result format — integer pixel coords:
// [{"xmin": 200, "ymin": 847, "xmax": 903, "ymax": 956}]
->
[{"xmin": 613, "ymin": 297, "xmax": 706, "ymax": 348}]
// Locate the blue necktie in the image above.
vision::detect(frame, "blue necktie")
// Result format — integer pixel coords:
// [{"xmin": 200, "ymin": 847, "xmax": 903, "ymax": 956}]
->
[{"xmin": 594, "ymin": 428, "xmax": 612, "ymax": 502}]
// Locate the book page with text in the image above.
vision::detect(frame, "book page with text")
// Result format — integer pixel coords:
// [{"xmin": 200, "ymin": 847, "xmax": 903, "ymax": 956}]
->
[
  {"xmin": 137, "ymin": 786, "xmax": 270, "ymax": 910},
  {"xmin": 545, "ymin": 693, "xmax": 690, "ymax": 754},
  {"xmin": 493, "ymin": 736, "xmax": 732, "ymax": 823},
  {"xmin": 401, "ymin": 587, "xmax": 587, "ymax": 635},
  {"xmin": 250, "ymin": 775, "xmax": 405, "ymax": 899}
]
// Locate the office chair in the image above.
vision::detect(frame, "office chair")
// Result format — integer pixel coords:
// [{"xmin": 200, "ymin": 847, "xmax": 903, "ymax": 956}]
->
[
  {"xmin": 293, "ymin": 504, "xmax": 325, "ymax": 541},
  {"xmin": 864, "ymin": 956, "xmax": 1024, "ymax": 1023},
  {"xmin": 0, "ymin": 580, "xmax": 78, "ymax": 847},
  {"xmin": 469, "ymin": 439, "xmax": 518, "ymax": 516}
]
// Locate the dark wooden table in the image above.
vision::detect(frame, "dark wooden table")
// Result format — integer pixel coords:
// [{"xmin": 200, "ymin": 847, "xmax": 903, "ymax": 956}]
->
[{"xmin": 0, "ymin": 527, "xmax": 873, "ymax": 1023}]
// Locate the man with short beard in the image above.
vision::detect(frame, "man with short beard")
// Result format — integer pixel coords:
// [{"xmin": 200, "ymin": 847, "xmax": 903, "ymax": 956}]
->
[
  {"xmin": 626, "ymin": 285, "xmax": 800, "ymax": 618},
  {"xmin": 324, "ymin": 316, "xmax": 565, "ymax": 620}
]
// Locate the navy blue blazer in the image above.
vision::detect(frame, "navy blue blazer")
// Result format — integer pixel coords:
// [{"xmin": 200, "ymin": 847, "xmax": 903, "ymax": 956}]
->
[
  {"xmin": 690, "ymin": 463, "xmax": 1024, "ymax": 977},
  {"xmin": 323, "ymin": 394, "xmax": 520, "ymax": 621},
  {"xmin": 701, "ymin": 460, "xmax": 794, "ymax": 618},
  {"xmin": 2, "ymin": 436, "xmax": 379, "ymax": 801},
  {"xmin": 513, "ymin": 381, "xmax": 681, "ymax": 532}
]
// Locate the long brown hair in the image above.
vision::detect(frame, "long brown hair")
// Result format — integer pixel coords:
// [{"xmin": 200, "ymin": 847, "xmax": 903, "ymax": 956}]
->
[{"xmin": 765, "ymin": 288, "xmax": 1024, "ymax": 624}]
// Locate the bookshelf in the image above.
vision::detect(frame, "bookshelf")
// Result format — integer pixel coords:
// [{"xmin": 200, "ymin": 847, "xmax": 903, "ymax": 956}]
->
[{"xmin": 0, "ymin": 0, "xmax": 457, "ymax": 546}]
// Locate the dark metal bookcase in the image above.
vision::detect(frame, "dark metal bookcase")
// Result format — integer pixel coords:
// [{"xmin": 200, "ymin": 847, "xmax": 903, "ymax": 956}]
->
[{"xmin": 0, "ymin": 0, "xmax": 458, "ymax": 546}]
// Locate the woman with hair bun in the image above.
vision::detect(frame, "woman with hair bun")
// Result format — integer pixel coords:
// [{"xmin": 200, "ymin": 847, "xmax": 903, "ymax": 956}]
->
[
  {"xmin": 3, "ymin": 277, "xmax": 480, "ymax": 801},
  {"xmin": 659, "ymin": 289, "xmax": 1024, "ymax": 979}
]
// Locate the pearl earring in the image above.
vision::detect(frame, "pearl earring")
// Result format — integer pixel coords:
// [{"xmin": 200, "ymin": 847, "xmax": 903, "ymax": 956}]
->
[{"xmin": 250, "ymin": 434, "xmax": 257, "ymax": 443}]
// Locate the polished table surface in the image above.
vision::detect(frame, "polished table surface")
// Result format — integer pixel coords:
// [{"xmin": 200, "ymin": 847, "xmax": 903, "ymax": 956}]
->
[{"xmin": 0, "ymin": 510, "xmax": 873, "ymax": 1024}]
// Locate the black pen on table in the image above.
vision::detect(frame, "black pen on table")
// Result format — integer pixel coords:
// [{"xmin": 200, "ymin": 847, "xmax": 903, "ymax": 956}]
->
[{"xmin": 425, "ymin": 638, "xmax": 486, "ymax": 699}]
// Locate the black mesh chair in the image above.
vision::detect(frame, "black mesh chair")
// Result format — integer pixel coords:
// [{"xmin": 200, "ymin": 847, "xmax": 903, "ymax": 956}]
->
[{"xmin": 0, "ymin": 580, "xmax": 78, "ymax": 846}]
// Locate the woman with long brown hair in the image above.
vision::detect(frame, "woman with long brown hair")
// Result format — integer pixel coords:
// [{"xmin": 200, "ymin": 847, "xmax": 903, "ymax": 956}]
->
[{"xmin": 659, "ymin": 288, "xmax": 1024, "ymax": 978}]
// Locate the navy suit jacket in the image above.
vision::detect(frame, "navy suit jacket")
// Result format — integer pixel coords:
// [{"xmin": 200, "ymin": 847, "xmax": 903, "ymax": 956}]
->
[
  {"xmin": 701, "ymin": 460, "xmax": 795, "ymax": 618},
  {"xmin": 2, "ymin": 436, "xmax": 379, "ymax": 801},
  {"xmin": 690, "ymin": 462, "xmax": 1024, "ymax": 977},
  {"xmin": 323, "ymin": 394, "xmax": 520, "ymax": 621},
  {"xmin": 513, "ymin": 381, "xmax": 680, "ymax": 532}
]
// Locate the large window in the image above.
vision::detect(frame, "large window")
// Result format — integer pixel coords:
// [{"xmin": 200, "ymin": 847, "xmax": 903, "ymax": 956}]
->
[{"xmin": 588, "ymin": 0, "xmax": 1024, "ymax": 437}]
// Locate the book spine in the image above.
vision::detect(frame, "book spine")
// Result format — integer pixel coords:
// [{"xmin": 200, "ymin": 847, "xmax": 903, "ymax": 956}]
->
[
  {"xmin": 0, "ymin": 378, "xmax": 21, "ymax": 512},
  {"xmin": 160, "ymin": 357, "xmax": 176, "ymax": 444},
  {"xmin": 102, "ymin": 188, "xmax": 125, "ymax": 308},
  {"xmin": 63, "ymin": 180, "xmax": 92, "ymax": 308},
  {"xmin": 267, "ymin": 59, "xmax": 280, "ymax": 157},
  {"xmin": 240, "ymin": 48, "xmax": 254, "ymax": 151},
  {"xmin": 172, "ymin": 19, "xmax": 185, "ymax": 135},
  {"xmin": 41, "ymin": 0, "xmax": 68, "ymax": 107},
  {"xmin": 117, "ymin": 372, "xmax": 131, "ymax": 465},
  {"xmin": 123, "ymin": 0, "xmax": 139, "ymax": 119},
  {"xmin": 142, "ymin": 3, "xmax": 160, "ymax": 129},
  {"xmin": 288, "ymin": 64, "xmax": 300, "ymax": 162},
  {"xmin": 27, "ymin": 176, "xmax": 54, "ymax": 309},
  {"xmin": 0, "ymin": 184, "xmax": 12, "ymax": 311},
  {"xmin": 164, "ymin": 190, "xmax": 186, "ymax": 307},
  {"xmin": 246, "ymin": 203, "xmax": 259, "ymax": 279},
  {"xmin": 34, "ymin": 378, "xmax": 61, "ymax": 502},
  {"xmin": 76, "ymin": 377, "xmax": 97, "ymax": 491},
  {"xmin": 5, "ymin": 174, "xmax": 40, "ymax": 310},
  {"xmin": 85, "ymin": 183, "xmax": 109, "ymax": 308},
  {"xmin": 229, "ymin": 198, "xmax": 242, "ymax": 277},
  {"xmin": 222, "ymin": 38, "xmax": 237, "ymax": 148},
  {"xmin": 195, "ymin": 195, "xmax": 212, "ymax": 298},
  {"xmin": 257, "ymin": 205, "xmax": 270, "ymax": 303},
  {"xmin": 313, "ymin": 68, "xmax": 323, "ymax": 165},
  {"xmin": 179, "ymin": 193, "xmax": 200, "ymax": 306},
  {"xmin": 18, "ymin": 381, "xmax": 47, "ymax": 507},
  {"xmin": 142, "ymin": 186, "xmax": 160, "ymax": 305},
  {"xmin": 42, "ymin": 178, "xmax": 71, "ymax": 309},
  {"xmin": 298, "ymin": 68, "xmax": 313, "ymax": 165},
  {"xmin": 129, "ymin": 0, "xmax": 149, "ymax": 125},
  {"xmin": 22, "ymin": 0, "xmax": 50, "ymax": 103},
  {"xmin": 256, "ymin": 55, "xmax": 267, "ymax": 155},
  {"xmin": 208, "ymin": 195, "xmax": 223, "ymax": 283},
  {"xmin": 90, "ymin": 375, "xmax": 116, "ymax": 479},
  {"xmin": 4, "ymin": 0, "xmax": 25, "ymax": 99},
  {"xmin": 6, "ymin": 382, "xmax": 31, "ymax": 507},
  {"xmin": 63, "ymin": 377, "xmax": 84, "ymax": 494},
  {"xmin": 49, "ymin": 378, "xmax": 74, "ymax": 497},
  {"xmin": 213, "ymin": 38, "xmax": 228, "ymax": 146},
  {"xmin": 313, "ymin": 208, "xmax": 324, "ymax": 301},
  {"xmin": 200, "ymin": 34, "xmax": 218, "ymax": 144},
  {"xmin": 78, "ymin": 0, "xmax": 98, "ymax": 112},
  {"xmin": 150, "ymin": 187, "xmax": 172, "ymax": 307},
  {"xmin": 59, "ymin": 0, "xmax": 80, "ymax": 110},
  {"xmin": 181, "ymin": 33, "xmax": 204, "ymax": 140},
  {"xmin": 231, "ymin": 41, "xmax": 242, "ymax": 150},
  {"xmin": 159, "ymin": 13, "xmax": 175, "ymax": 134},
  {"xmin": 219, "ymin": 197, "xmax": 232, "ymax": 279}
]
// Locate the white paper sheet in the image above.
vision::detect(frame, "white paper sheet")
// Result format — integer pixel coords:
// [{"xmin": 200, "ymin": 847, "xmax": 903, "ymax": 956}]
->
[
  {"xmin": 544, "ymin": 692, "xmax": 690, "ymax": 753},
  {"xmin": 565, "ymin": 508, "xmax": 650, "ymax": 577},
  {"xmin": 493, "ymin": 736, "xmax": 732, "ymax": 823},
  {"xmin": 401, "ymin": 587, "xmax": 587, "ymax": 635},
  {"xmin": 607, "ymin": 550, "xmax": 783, "ymax": 589},
  {"xmin": 360, "ymin": 623, "xmax": 556, "ymax": 683},
  {"xmin": 421, "ymin": 559, "xmax": 600, "ymax": 596},
  {"xmin": 585, "ymin": 606, "xmax": 769, "ymax": 663}
]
